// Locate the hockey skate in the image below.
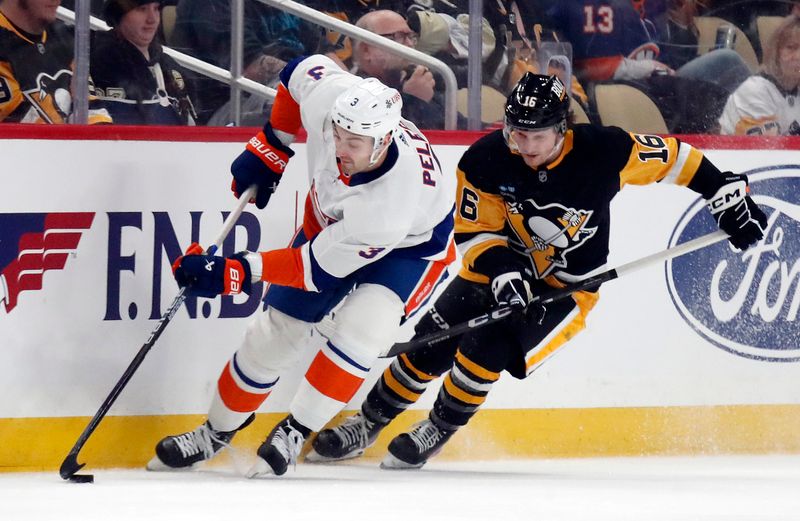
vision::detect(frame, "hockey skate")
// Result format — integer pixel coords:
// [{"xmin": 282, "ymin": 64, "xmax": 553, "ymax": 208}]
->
[
  {"xmin": 380, "ymin": 418, "xmax": 453, "ymax": 470},
  {"xmin": 246, "ymin": 415, "xmax": 309, "ymax": 477},
  {"xmin": 147, "ymin": 414, "xmax": 255, "ymax": 471},
  {"xmin": 306, "ymin": 412, "xmax": 385, "ymax": 462}
]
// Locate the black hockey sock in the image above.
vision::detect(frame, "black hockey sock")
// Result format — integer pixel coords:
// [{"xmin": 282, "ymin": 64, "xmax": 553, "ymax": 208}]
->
[
  {"xmin": 362, "ymin": 354, "xmax": 438, "ymax": 424},
  {"xmin": 431, "ymin": 350, "xmax": 501, "ymax": 431}
]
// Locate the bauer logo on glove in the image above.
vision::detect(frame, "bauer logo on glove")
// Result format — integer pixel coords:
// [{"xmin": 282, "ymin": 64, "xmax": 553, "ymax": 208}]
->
[{"xmin": 172, "ymin": 242, "xmax": 253, "ymax": 298}]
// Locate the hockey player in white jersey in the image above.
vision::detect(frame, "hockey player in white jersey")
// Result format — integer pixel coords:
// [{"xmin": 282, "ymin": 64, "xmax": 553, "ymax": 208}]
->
[{"xmin": 147, "ymin": 54, "xmax": 456, "ymax": 476}]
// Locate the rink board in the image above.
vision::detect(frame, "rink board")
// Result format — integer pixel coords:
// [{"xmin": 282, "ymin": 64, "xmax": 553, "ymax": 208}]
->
[{"xmin": 0, "ymin": 126, "xmax": 798, "ymax": 471}]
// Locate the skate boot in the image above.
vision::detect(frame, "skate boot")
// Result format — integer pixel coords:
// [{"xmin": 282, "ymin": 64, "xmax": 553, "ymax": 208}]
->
[
  {"xmin": 246, "ymin": 415, "xmax": 310, "ymax": 477},
  {"xmin": 307, "ymin": 412, "xmax": 385, "ymax": 462},
  {"xmin": 147, "ymin": 413, "xmax": 255, "ymax": 471},
  {"xmin": 381, "ymin": 418, "xmax": 454, "ymax": 470}
]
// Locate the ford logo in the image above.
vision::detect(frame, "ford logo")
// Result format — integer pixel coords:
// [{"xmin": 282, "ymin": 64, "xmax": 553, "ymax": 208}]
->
[{"xmin": 666, "ymin": 166, "xmax": 800, "ymax": 362}]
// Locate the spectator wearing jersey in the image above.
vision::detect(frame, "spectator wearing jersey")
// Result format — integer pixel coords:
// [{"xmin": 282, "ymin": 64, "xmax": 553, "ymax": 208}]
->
[
  {"xmin": 720, "ymin": 15, "xmax": 800, "ymax": 135},
  {"xmin": 91, "ymin": 0, "xmax": 196, "ymax": 125},
  {"xmin": 0, "ymin": 0, "xmax": 111, "ymax": 123},
  {"xmin": 351, "ymin": 9, "xmax": 446, "ymax": 129}
]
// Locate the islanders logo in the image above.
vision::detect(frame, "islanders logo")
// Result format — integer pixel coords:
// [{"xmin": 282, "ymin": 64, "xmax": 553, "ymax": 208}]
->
[{"xmin": 666, "ymin": 166, "xmax": 799, "ymax": 362}]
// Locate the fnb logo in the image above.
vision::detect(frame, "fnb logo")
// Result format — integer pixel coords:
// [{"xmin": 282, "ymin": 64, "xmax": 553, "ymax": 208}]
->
[
  {"xmin": 0, "ymin": 213, "xmax": 94, "ymax": 313},
  {"xmin": 666, "ymin": 167, "xmax": 800, "ymax": 362}
]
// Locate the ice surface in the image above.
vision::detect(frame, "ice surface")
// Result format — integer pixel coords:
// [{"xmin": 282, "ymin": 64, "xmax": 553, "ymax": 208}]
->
[{"xmin": 2, "ymin": 455, "xmax": 799, "ymax": 521}]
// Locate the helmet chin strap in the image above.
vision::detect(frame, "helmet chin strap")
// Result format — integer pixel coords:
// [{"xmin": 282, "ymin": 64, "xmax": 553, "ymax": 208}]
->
[{"xmin": 542, "ymin": 133, "xmax": 565, "ymax": 165}]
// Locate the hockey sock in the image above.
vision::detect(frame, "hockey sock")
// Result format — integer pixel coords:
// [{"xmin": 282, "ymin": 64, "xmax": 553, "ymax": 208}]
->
[
  {"xmin": 210, "ymin": 353, "xmax": 278, "ymax": 432},
  {"xmin": 431, "ymin": 350, "xmax": 501, "ymax": 431},
  {"xmin": 290, "ymin": 341, "xmax": 371, "ymax": 431},
  {"xmin": 362, "ymin": 353, "xmax": 438, "ymax": 424}
]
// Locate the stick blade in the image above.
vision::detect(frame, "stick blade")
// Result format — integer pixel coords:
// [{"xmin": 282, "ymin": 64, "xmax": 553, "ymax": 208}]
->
[
  {"xmin": 60, "ymin": 453, "xmax": 86, "ymax": 480},
  {"xmin": 381, "ymin": 340, "xmax": 415, "ymax": 358}
]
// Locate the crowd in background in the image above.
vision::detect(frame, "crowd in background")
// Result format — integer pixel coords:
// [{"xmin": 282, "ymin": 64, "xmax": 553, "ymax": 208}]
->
[{"xmin": 2, "ymin": 0, "xmax": 800, "ymax": 135}]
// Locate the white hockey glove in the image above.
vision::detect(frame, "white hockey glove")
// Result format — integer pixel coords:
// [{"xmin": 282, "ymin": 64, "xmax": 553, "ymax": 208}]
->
[{"xmin": 491, "ymin": 272, "xmax": 532, "ymax": 310}]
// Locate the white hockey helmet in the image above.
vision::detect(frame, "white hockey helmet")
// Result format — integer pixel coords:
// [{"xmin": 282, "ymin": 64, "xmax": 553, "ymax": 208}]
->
[{"xmin": 331, "ymin": 77, "xmax": 403, "ymax": 165}]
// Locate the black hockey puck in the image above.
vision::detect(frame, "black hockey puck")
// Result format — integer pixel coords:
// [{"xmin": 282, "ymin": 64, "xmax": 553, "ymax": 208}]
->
[{"xmin": 68, "ymin": 474, "xmax": 94, "ymax": 484}]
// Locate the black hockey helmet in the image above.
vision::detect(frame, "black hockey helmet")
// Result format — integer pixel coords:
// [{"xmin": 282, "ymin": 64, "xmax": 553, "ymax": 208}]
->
[
  {"xmin": 504, "ymin": 73, "xmax": 569, "ymax": 133},
  {"xmin": 103, "ymin": 0, "xmax": 164, "ymax": 27}
]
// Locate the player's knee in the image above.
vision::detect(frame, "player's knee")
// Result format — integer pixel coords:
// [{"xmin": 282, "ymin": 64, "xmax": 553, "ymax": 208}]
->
[
  {"xmin": 239, "ymin": 307, "xmax": 311, "ymax": 373},
  {"xmin": 319, "ymin": 283, "xmax": 404, "ymax": 364}
]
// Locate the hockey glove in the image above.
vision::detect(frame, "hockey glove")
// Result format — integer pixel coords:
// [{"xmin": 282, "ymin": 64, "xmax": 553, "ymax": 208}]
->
[
  {"xmin": 706, "ymin": 173, "xmax": 767, "ymax": 251},
  {"xmin": 491, "ymin": 272, "xmax": 532, "ymax": 310},
  {"xmin": 231, "ymin": 123, "xmax": 295, "ymax": 209},
  {"xmin": 172, "ymin": 243, "xmax": 252, "ymax": 298}
]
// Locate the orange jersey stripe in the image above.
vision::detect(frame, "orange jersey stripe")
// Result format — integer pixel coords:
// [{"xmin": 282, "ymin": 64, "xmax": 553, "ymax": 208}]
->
[
  {"xmin": 304, "ymin": 351, "xmax": 365, "ymax": 403},
  {"xmin": 217, "ymin": 362, "xmax": 271, "ymax": 412},
  {"xmin": 405, "ymin": 257, "xmax": 449, "ymax": 315},
  {"xmin": 302, "ymin": 192, "xmax": 324, "ymax": 240},
  {"xmin": 270, "ymin": 83, "xmax": 302, "ymax": 135},
  {"xmin": 260, "ymin": 247, "xmax": 305, "ymax": 289}
]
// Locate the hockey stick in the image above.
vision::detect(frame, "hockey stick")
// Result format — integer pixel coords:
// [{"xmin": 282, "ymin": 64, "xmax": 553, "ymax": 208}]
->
[
  {"xmin": 382, "ymin": 229, "xmax": 729, "ymax": 358},
  {"xmin": 59, "ymin": 186, "xmax": 257, "ymax": 483}
]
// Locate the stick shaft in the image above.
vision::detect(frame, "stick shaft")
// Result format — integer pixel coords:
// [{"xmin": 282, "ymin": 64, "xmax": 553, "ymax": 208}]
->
[
  {"xmin": 383, "ymin": 230, "xmax": 729, "ymax": 358},
  {"xmin": 59, "ymin": 186, "xmax": 256, "ymax": 479}
]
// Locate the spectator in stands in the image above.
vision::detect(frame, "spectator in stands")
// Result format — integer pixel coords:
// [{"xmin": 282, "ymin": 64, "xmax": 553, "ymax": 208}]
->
[
  {"xmin": 410, "ymin": 10, "xmax": 510, "ymax": 91},
  {"xmin": 720, "ymin": 14, "xmax": 800, "ymax": 135},
  {"xmin": 91, "ymin": 0, "xmax": 196, "ymax": 125},
  {"xmin": 306, "ymin": 0, "xmax": 413, "ymax": 68},
  {"xmin": 546, "ymin": 0, "xmax": 749, "ymax": 92},
  {"xmin": 170, "ymin": 0, "xmax": 320, "ymax": 124},
  {"xmin": 0, "ymin": 0, "xmax": 111, "ymax": 123},
  {"xmin": 351, "ymin": 9, "xmax": 446, "ymax": 129},
  {"xmin": 654, "ymin": 0, "xmax": 751, "ymax": 93}
]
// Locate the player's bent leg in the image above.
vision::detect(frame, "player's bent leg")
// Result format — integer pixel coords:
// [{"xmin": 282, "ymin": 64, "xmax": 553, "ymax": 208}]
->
[
  {"xmin": 250, "ymin": 284, "xmax": 406, "ymax": 476},
  {"xmin": 309, "ymin": 309, "xmax": 458, "ymax": 462},
  {"xmin": 382, "ymin": 325, "xmax": 512, "ymax": 470},
  {"xmin": 149, "ymin": 307, "xmax": 311, "ymax": 471},
  {"xmin": 208, "ymin": 306, "xmax": 312, "ymax": 431}
]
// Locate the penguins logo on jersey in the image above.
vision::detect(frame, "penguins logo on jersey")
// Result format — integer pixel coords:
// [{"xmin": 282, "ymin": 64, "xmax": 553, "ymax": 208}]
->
[
  {"xmin": 507, "ymin": 199, "xmax": 596, "ymax": 278},
  {"xmin": 22, "ymin": 68, "xmax": 73, "ymax": 123}
]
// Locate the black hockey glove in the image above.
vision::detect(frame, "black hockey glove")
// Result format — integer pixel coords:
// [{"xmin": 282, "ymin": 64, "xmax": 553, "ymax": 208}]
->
[
  {"xmin": 706, "ymin": 173, "xmax": 767, "ymax": 251},
  {"xmin": 230, "ymin": 123, "xmax": 294, "ymax": 209},
  {"xmin": 491, "ymin": 272, "xmax": 531, "ymax": 310}
]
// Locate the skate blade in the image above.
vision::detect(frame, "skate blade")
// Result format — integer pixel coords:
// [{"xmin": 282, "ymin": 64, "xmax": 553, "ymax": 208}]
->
[
  {"xmin": 145, "ymin": 455, "xmax": 189, "ymax": 472},
  {"xmin": 379, "ymin": 453, "xmax": 425, "ymax": 470},
  {"xmin": 305, "ymin": 448, "xmax": 365, "ymax": 463},
  {"xmin": 245, "ymin": 458, "xmax": 274, "ymax": 478}
]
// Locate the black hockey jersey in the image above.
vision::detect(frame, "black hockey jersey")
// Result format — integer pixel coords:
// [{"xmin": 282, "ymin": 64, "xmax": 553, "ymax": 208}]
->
[
  {"xmin": 0, "ymin": 13, "xmax": 111, "ymax": 124},
  {"xmin": 90, "ymin": 30, "xmax": 196, "ymax": 126},
  {"xmin": 455, "ymin": 124, "xmax": 722, "ymax": 286}
]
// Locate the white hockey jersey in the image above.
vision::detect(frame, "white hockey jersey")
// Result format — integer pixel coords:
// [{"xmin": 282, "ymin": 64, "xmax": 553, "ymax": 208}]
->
[
  {"xmin": 259, "ymin": 55, "xmax": 456, "ymax": 292},
  {"xmin": 719, "ymin": 74, "xmax": 800, "ymax": 135}
]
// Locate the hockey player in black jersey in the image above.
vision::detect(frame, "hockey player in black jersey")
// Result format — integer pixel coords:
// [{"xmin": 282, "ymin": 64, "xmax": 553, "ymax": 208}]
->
[
  {"xmin": 0, "ymin": 0, "xmax": 111, "ymax": 123},
  {"xmin": 309, "ymin": 72, "xmax": 769, "ymax": 469}
]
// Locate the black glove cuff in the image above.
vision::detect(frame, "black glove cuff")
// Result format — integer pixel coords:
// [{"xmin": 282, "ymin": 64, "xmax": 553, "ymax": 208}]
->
[{"xmin": 473, "ymin": 245, "xmax": 530, "ymax": 283}]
